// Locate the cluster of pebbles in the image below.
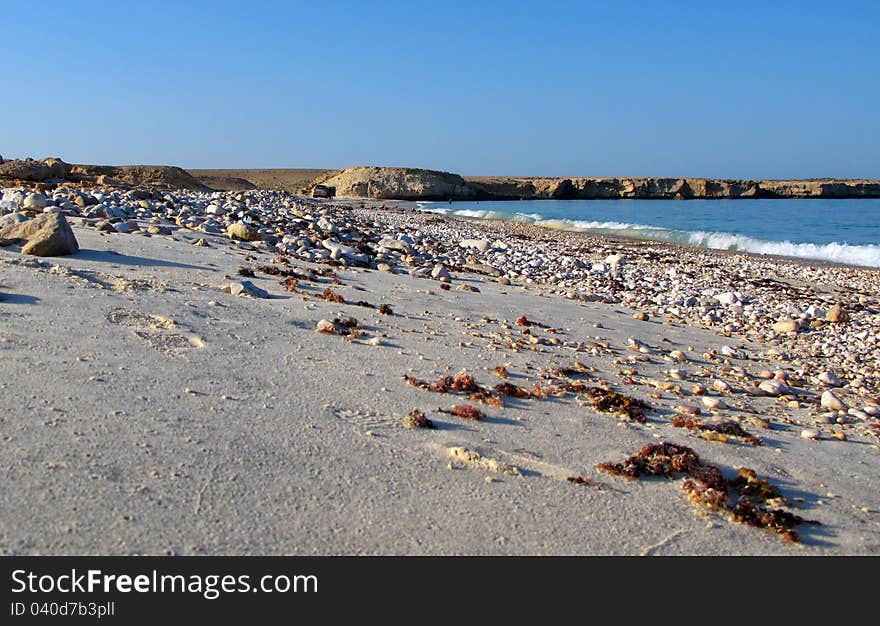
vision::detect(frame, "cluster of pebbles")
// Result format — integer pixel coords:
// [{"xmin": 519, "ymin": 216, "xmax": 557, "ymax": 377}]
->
[{"xmin": 2, "ymin": 184, "xmax": 878, "ymax": 437}]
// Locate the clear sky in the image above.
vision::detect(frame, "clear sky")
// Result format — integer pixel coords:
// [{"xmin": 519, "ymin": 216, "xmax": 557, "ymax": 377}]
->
[{"xmin": 2, "ymin": 0, "xmax": 878, "ymax": 178}]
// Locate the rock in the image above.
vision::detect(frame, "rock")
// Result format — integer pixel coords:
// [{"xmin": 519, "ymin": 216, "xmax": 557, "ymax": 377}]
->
[
  {"xmin": 820, "ymin": 390, "xmax": 848, "ymax": 411},
  {"xmin": 497, "ymin": 276, "xmax": 511, "ymax": 286},
  {"xmin": 460, "ymin": 238, "xmax": 490, "ymax": 253},
  {"xmin": 376, "ymin": 262, "xmax": 394, "ymax": 273},
  {"xmin": 377, "ymin": 237, "xmax": 411, "ymax": 254},
  {"xmin": 146, "ymin": 225, "xmax": 172, "ymax": 235},
  {"xmin": 716, "ymin": 291, "xmax": 741, "ymax": 305},
  {"xmin": 826, "ymin": 303, "xmax": 847, "ymax": 323},
  {"xmin": 226, "ymin": 222, "xmax": 261, "ymax": 241},
  {"xmin": 702, "ymin": 397, "xmax": 725, "ymax": 410},
  {"xmin": 758, "ymin": 380, "xmax": 789, "ymax": 396},
  {"xmin": 315, "ymin": 319, "xmax": 336, "ymax": 333},
  {"xmin": 772, "ymin": 318, "xmax": 799, "ymax": 334},
  {"xmin": 431, "ymin": 264, "xmax": 451, "ymax": 280},
  {"xmin": 316, "ymin": 217, "xmax": 337, "ymax": 233},
  {"xmin": 712, "ymin": 379, "xmax": 732, "ymax": 393},
  {"xmin": 632, "ymin": 311, "xmax": 649, "ymax": 321},
  {"xmin": 800, "ymin": 428, "xmax": 821, "ymax": 440},
  {"xmin": 667, "ymin": 369, "xmax": 687, "ymax": 380},
  {"xmin": 22, "ymin": 193, "xmax": 48, "ymax": 210},
  {"xmin": 669, "ymin": 350, "xmax": 687, "ymax": 362},
  {"xmin": 677, "ymin": 404, "xmax": 701, "ymax": 416},
  {"xmin": 0, "ymin": 158, "xmax": 52, "ymax": 182},
  {"xmin": 223, "ymin": 281, "xmax": 269, "ymax": 298},
  {"xmin": 0, "ymin": 212, "xmax": 29, "ymax": 228},
  {"xmin": 462, "ymin": 261, "xmax": 502, "ymax": 277},
  {"xmin": 0, "ymin": 212, "xmax": 79, "ymax": 256},
  {"xmin": 720, "ymin": 345, "xmax": 740, "ymax": 358},
  {"xmin": 817, "ymin": 371, "xmax": 842, "ymax": 387},
  {"xmin": 311, "ymin": 166, "xmax": 477, "ymax": 200},
  {"xmin": 605, "ymin": 254, "xmax": 625, "ymax": 269}
]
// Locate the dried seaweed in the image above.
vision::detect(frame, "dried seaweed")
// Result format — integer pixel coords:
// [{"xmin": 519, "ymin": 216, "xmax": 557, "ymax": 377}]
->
[
  {"xmin": 440, "ymin": 404, "xmax": 483, "ymax": 420},
  {"xmin": 402, "ymin": 372, "xmax": 503, "ymax": 406},
  {"xmin": 403, "ymin": 409, "xmax": 434, "ymax": 429},
  {"xmin": 515, "ymin": 315, "xmax": 549, "ymax": 328},
  {"xmin": 237, "ymin": 266, "xmax": 255, "ymax": 277},
  {"xmin": 597, "ymin": 442, "xmax": 817, "ymax": 543},
  {"xmin": 730, "ymin": 468, "xmax": 784, "ymax": 503},
  {"xmin": 322, "ymin": 288, "xmax": 345, "ymax": 303},
  {"xmin": 567, "ymin": 475, "xmax": 592, "ymax": 486},
  {"xmin": 332, "ymin": 316, "xmax": 359, "ymax": 329},
  {"xmin": 671, "ymin": 416, "xmax": 762, "ymax": 446},
  {"xmin": 584, "ymin": 387, "xmax": 649, "ymax": 423},
  {"xmin": 257, "ymin": 264, "xmax": 308, "ymax": 279},
  {"xmin": 494, "ymin": 366, "xmax": 509, "ymax": 379},
  {"xmin": 493, "ymin": 382, "xmax": 532, "ymax": 399},
  {"xmin": 280, "ymin": 277, "xmax": 298, "ymax": 293},
  {"xmin": 378, "ymin": 303, "xmax": 393, "ymax": 315}
]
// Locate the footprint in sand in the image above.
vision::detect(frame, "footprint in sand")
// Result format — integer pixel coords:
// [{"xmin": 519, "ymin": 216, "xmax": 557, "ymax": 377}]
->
[{"xmin": 105, "ymin": 307, "xmax": 205, "ymax": 354}]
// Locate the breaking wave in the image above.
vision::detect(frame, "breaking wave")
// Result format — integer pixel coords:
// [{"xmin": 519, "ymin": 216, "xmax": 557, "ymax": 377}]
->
[{"xmin": 419, "ymin": 205, "xmax": 880, "ymax": 267}]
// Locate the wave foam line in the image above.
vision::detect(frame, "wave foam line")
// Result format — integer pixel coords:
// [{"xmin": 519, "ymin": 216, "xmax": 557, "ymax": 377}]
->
[{"xmin": 419, "ymin": 206, "xmax": 880, "ymax": 267}]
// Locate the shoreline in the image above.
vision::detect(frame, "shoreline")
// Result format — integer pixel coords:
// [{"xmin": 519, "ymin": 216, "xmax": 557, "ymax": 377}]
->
[{"xmin": 345, "ymin": 197, "xmax": 880, "ymax": 272}]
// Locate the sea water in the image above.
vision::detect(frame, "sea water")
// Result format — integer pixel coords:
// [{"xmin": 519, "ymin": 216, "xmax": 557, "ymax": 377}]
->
[{"xmin": 419, "ymin": 198, "xmax": 880, "ymax": 268}]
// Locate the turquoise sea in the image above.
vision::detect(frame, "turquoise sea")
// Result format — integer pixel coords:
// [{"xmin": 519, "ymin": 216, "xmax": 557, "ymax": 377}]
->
[{"xmin": 419, "ymin": 198, "xmax": 880, "ymax": 268}]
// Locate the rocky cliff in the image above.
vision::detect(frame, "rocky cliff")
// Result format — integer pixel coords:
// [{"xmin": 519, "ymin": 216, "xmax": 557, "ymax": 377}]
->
[
  {"xmin": 0, "ymin": 157, "xmax": 210, "ymax": 191},
  {"xmin": 307, "ymin": 167, "xmax": 880, "ymax": 200}
]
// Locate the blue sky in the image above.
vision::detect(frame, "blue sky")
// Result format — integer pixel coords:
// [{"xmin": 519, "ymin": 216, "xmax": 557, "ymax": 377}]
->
[{"xmin": 2, "ymin": 0, "xmax": 878, "ymax": 178}]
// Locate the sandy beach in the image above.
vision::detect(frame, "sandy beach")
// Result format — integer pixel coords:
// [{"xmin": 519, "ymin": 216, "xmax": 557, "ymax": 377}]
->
[{"xmin": 1, "ymin": 185, "xmax": 878, "ymax": 556}]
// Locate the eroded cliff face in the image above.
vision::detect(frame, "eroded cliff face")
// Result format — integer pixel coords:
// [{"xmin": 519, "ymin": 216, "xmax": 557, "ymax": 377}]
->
[
  {"xmin": 0, "ymin": 157, "xmax": 211, "ymax": 191},
  {"xmin": 308, "ymin": 167, "xmax": 880, "ymax": 200},
  {"xmin": 466, "ymin": 176, "xmax": 880, "ymax": 200}
]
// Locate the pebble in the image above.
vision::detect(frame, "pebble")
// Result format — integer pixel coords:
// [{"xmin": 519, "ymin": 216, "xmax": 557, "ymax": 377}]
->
[
  {"xmin": 820, "ymin": 390, "xmax": 848, "ymax": 411},
  {"xmin": 800, "ymin": 428, "xmax": 821, "ymax": 440},
  {"xmin": 772, "ymin": 318, "xmax": 799, "ymax": 334},
  {"xmin": 677, "ymin": 404, "xmax": 701, "ymax": 416},
  {"xmin": 826, "ymin": 303, "xmax": 847, "ymax": 323},
  {"xmin": 817, "ymin": 371, "xmax": 842, "ymax": 387},
  {"xmin": 712, "ymin": 379, "xmax": 732, "ymax": 393},
  {"xmin": 759, "ymin": 380, "xmax": 789, "ymax": 396},
  {"xmin": 701, "ymin": 397, "xmax": 724, "ymax": 410}
]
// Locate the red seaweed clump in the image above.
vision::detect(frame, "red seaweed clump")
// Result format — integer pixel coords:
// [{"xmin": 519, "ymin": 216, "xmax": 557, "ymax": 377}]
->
[
  {"xmin": 515, "ymin": 315, "xmax": 548, "ymax": 328},
  {"xmin": 493, "ymin": 382, "xmax": 532, "ymax": 399},
  {"xmin": 584, "ymin": 387, "xmax": 649, "ymax": 423},
  {"xmin": 322, "ymin": 288, "xmax": 345, "ymax": 303},
  {"xmin": 402, "ymin": 372, "xmax": 504, "ymax": 407},
  {"xmin": 442, "ymin": 404, "xmax": 483, "ymax": 420},
  {"xmin": 671, "ymin": 416, "xmax": 762, "ymax": 446},
  {"xmin": 280, "ymin": 277, "xmax": 299, "ymax": 293},
  {"xmin": 596, "ymin": 442, "xmax": 818, "ymax": 543}
]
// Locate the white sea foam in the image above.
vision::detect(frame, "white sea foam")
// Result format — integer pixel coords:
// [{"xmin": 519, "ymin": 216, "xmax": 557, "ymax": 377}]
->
[
  {"xmin": 686, "ymin": 231, "xmax": 880, "ymax": 267},
  {"xmin": 417, "ymin": 204, "xmax": 880, "ymax": 268}
]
